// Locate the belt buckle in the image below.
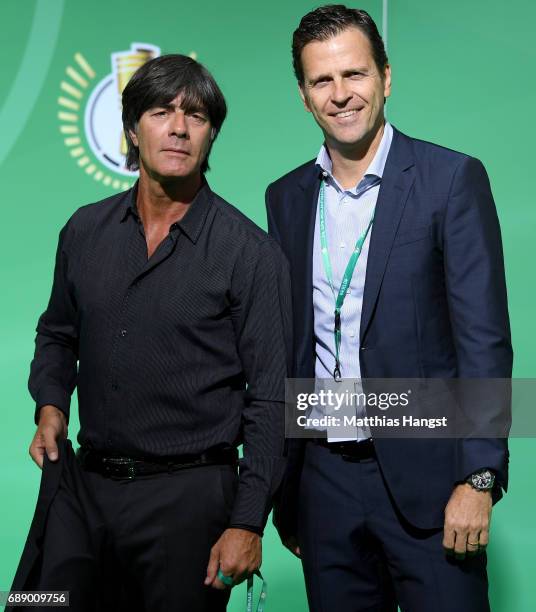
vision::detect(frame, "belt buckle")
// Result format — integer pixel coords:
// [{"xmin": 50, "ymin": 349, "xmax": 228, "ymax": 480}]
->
[{"xmin": 103, "ymin": 457, "xmax": 137, "ymax": 480}]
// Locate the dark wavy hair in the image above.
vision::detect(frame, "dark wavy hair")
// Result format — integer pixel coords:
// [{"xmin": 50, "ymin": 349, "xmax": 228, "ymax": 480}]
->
[
  {"xmin": 292, "ymin": 5, "xmax": 389, "ymax": 84},
  {"xmin": 122, "ymin": 54, "xmax": 227, "ymax": 173}
]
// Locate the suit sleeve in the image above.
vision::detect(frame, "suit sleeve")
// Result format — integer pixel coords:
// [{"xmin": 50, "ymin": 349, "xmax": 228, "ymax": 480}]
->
[
  {"xmin": 28, "ymin": 221, "xmax": 78, "ymax": 425},
  {"xmin": 265, "ymin": 185, "xmax": 283, "ymax": 245},
  {"xmin": 265, "ymin": 184, "xmax": 309, "ymax": 541},
  {"xmin": 443, "ymin": 156, "xmax": 513, "ymax": 492}
]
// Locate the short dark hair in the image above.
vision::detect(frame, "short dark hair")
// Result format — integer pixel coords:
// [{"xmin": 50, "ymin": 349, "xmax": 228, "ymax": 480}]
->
[
  {"xmin": 122, "ymin": 54, "xmax": 227, "ymax": 173},
  {"xmin": 292, "ymin": 5, "xmax": 388, "ymax": 84}
]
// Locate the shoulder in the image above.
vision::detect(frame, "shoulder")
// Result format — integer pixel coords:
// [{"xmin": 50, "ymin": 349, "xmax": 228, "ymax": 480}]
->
[
  {"xmin": 404, "ymin": 132, "xmax": 469, "ymax": 161},
  {"xmin": 59, "ymin": 189, "xmax": 130, "ymax": 248},
  {"xmin": 394, "ymin": 127, "xmax": 486, "ymax": 178},
  {"xmin": 210, "ymin": 190, "xmax": 283, "ymax": 255},
  {"xmin": 266, "ymin": 159, "xmax": 317, "ymax": 198},
  {"xmin": 64, "ymin": 189, "xmax": 130, "ymax": 230}
]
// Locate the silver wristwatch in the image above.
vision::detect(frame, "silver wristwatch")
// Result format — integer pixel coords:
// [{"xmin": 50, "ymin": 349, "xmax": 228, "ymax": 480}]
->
[{"xmin": 466, "ymin": 469, "xmax": 495, "ymax": 491}]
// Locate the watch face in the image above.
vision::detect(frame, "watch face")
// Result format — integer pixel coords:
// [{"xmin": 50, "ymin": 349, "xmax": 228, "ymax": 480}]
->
[{"xmin": 472, "ymin": 470, "xmax": 494, "ymax": 490}]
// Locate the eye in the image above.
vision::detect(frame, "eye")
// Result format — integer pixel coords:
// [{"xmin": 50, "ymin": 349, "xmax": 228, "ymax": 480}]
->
[
  {"xmin": 189, "ymin": 113, "xmax": 208, "ymax": 124},
  {"xmin": 313, "ymin": 78, "xmax": 330, "ymax": 88},
  {"xmin": 348, "ymin": 72, "xmax": 365, "ymax": 80},
  {"xmin": 152, "ymin": 110, "xmax": 167, "ymax": 117}
]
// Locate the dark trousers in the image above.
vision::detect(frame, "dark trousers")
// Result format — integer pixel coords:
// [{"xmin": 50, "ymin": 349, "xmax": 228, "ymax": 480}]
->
[
  {"xmin": 298, "ymin": 442, "xmax": 490, "ymax": 612},
  {"xmin": 12, "ymin": 441, "xmax": 236, "ymax": 612}
]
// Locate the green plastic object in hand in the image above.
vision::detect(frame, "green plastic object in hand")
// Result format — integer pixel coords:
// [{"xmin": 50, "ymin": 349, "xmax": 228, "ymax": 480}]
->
[{"xmin": 216, "ymin": 568, "xmax": 267, "ymax": 610}]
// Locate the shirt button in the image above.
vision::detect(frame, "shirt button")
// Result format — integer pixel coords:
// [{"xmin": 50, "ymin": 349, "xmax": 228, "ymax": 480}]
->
[
  {"xmin": 120, "ymin": 329, "xmax": 127, "ymax": 337},
  {"xmin": 339, "ymin": 242, "xmax": 346, "ymax": 249},
  {"xmin": 111, "ymin": 383, "xmax": 118, "ymax": 391},
  {"xmin": 349, "ymin": 329, "xmax": 356, "ymax": 337},
  {"xmin": 346, "ymin": 289, "xmax": 352, "ymax": 295}
]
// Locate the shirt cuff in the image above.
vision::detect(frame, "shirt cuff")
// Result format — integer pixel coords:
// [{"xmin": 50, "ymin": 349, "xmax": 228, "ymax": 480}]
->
[
  {"xmin": 229, "ymin": 490, "xmax": 272, "ymax": 534},
  {"xmin": 34, "ymin": 386, "xmax": 71, "ymax": 425},
  {"xmin": 228, "ymin": 523, "xmax": 264, "ymax": 537}
]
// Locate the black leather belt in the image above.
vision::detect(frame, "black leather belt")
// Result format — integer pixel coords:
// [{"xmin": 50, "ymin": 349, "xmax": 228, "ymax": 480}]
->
[
  {"xmin": 77, "ymin": 445, "xmax": 238, "ymax": 480},
  {"xmin": 313, "ymin": 437, "xmax": 376, "ymax": 461}
]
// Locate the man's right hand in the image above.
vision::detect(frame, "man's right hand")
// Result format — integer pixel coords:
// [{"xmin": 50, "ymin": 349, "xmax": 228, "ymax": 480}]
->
[
  {"xmin": 282, "ymin": 535, "xmax": 301, "ymax": 558},
  {"xmin": 29, "ymin": 405, "xmax": 68, "ymax": 469}
]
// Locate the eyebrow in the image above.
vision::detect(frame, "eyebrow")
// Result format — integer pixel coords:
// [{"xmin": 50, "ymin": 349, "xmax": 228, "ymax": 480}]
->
[
  {"xmin": 151, "ymin": 102, "xmax": 208, "ymax": 115},
  {"xmin": 152, "ymin": 103, "xmax": 175, "ymax": 111},
  {"xmin": 308, "ymin": 67, "xmax": 371, "ymax": 85}
]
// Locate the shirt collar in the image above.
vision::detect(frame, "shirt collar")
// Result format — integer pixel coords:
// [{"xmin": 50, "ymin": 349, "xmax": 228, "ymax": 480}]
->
[
  {"xmin": 120, "ymin": 178, "xmax": 213, "ymax": 244},
  {"xmin": 120, "ymin": 181, "xmax": 140, "ymax": 223},
  {"xmin": 315, "ymin": 121, "xmax": 394, "ymax": 189}
]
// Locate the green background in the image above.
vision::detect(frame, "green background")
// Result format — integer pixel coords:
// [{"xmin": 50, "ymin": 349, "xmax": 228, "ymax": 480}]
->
[{"xmin": 1, "ymin": 1, "xmax": 534, "ymax": 610}]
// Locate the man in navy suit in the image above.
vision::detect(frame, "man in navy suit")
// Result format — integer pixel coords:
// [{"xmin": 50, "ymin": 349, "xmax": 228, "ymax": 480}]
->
[{"xmin": 266, "ymin": 6, "xmax": 512, "ymax": 611}]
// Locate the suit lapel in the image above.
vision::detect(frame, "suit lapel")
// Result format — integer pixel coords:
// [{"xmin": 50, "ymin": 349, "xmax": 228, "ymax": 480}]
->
[
  {"xmin": 293, "ymin": 164, "xmax": 321, "ymax": 374},
  {"xmin": 360, "ymin": 128, "xmax": 416, "ymax": 343},
  {"xmin": 293, "ymin": 129, "xmax": 416, "ymax": 366}
]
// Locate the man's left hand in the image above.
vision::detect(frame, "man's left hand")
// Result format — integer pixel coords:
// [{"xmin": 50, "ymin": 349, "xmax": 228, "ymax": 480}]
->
[
  {"xmin": 205, "ymin": 528, "xmax": 262, "ymax": 589},
  {"xmin": 443, "ymin": 483, "xmax": 492, "ymax": 559}
]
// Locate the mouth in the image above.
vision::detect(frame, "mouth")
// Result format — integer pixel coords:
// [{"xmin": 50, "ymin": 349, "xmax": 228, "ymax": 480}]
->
[
  {"xmin": 329, "ymin": 108, "xmax": 362, "ymax": 122},
  {"xmin": 162, "ymin": 148, "xmax": 190, "ymax": 155}
]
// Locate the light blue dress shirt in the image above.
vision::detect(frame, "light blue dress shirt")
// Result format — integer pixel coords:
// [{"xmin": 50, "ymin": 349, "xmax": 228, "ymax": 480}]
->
[{"xmin": 311, "ymin": 122, "xmax": 394, "ymax": 440}]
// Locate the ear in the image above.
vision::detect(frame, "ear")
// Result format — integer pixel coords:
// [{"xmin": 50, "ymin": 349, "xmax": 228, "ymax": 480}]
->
[
  {"xmin": 383, "ymin": 64, "xmax": 392, "ymax": 100},
  {"xmin": 129, "ymin": 128, "xmax": 139, "ymax": 147},
  {"xmin": 298, "ymin": 83, "xmax": 312, "ymax": 113}
]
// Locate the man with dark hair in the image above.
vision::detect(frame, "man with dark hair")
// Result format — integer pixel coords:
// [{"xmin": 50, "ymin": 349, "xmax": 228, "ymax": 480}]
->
[
  {"xmin": 10, "ymin": 54, "xmax": 291, "ymax": 612},
  {"xmin": 122, "ymin": 54, "xmax": 227, "ymax": 174},
  {"xmin": 267, "ymin": 5, "xmax": 511, "ymax": 611}
]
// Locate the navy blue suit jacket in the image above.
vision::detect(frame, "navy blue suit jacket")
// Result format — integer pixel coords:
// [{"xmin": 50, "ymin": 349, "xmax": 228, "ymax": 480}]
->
[{"xmin": 265, "ymin": 125, "xmax": 512, "ymax": 536}]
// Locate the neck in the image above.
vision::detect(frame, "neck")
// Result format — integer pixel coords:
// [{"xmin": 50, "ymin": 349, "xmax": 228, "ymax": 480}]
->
[
  {"xmin": 136, "ymin": 166, "xmax": 202, "ymax": 227},
  {"xmin": 327, "ymin": 120, "xmax": 385, "ymax": 190}
]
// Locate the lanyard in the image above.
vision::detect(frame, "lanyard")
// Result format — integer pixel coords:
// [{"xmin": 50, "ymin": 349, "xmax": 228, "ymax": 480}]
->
[
  {"xmin": 246, "ymin": 570, "xmax": 267, "ymax": 612},
  {"xmin": 319, "ymin": 179, "xmax": 375, "ymax": 382}
]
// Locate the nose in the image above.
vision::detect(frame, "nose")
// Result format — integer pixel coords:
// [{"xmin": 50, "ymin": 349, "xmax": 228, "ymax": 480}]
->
[
  {"xmin": 170, "ymin": 110, "xmax": 188, "ymax": 138},
  {"xmin": 331, "ymin": 79, "xmax": 352, "ymax": 107}
]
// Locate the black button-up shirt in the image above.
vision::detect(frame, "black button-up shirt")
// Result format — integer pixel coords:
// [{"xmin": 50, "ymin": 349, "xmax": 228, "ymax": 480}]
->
[{"xmin": 29, "ymin": 181, "xmax": 292, "ymax": 532}]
